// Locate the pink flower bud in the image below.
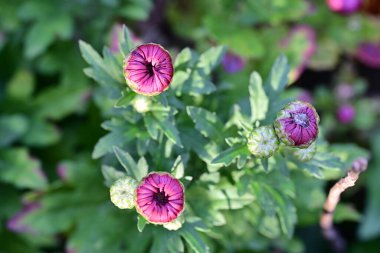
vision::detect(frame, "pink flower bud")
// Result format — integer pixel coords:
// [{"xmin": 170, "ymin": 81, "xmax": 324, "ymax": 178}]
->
[
  {"xmin": 124, "ymin": 43, "xmax": 174, "ymax": 96},
  {"xmin": 335, "ymin": 83, "xmax": 355, "ymax": 100},
  {"xmin": 274, "ymin": 101, "xmax": 320, "ymax": 148},
  {"xmin": 326, "ymin": 0, "xmax": 362, "ymax": 14},
  {"xmin": 222, "ymin": 52, "xmax": 246, "ymax": 74},
  {"xmin": 135, "ymin": 172, "xmax": 184, "ymax": 224},
  {"xmin": 337, "ymin": 104, "xmax": 356, "ymax": 123}
]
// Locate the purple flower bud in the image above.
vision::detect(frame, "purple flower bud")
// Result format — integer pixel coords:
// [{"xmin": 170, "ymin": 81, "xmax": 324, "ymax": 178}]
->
[
  {"xmin": 337, "ymin": 104, "xmax": 356, "ymax": 123},
  {"xmin": 7, "ymin": 202, "xmax": 41, "ymax": 233},
  {"xmin": 298, "ymin": 90, "xmax": 313, "ymax": 104},
  {"xmin": 335, "ymin": 83, "xmax": 355, "ymax": 100},
  {"xmin": 124, "ymin": 43, "xmax": 174, "ymax": 96},
  {"xmin": 274, "ymin": 101, "xmax": 320, "ymax": 148},
  {"xmin": 355, "ymin": 43, "xmax": 380, "ymax": 69},
  {"xmin": 326, "ymin": 0, "xmax": 362, "ymax": 14},
  {"xmin": 222, "ymin": 52, "xmax": 246, "ymax": 74},
  {"xmin": 136, "ymin": 172, "xmax": 184, "ymax": 224}
]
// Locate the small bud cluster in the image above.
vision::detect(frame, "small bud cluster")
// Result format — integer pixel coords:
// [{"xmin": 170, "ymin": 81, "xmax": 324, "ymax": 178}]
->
[
  {"xmin": 109, "ymin": 172, "xmax": 185, "ymax": 230},
  {"xmin": 247, "ymin": 101, "xmax": 320, "ymax": 161}
]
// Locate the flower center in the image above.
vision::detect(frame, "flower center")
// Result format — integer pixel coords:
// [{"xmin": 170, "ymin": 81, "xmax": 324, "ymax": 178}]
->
[
  {"xmin": 153, "ymin": 190, "xmax": 169, "ymax": 205},
  {"xmin": 146, "ymin": 61, "xmax": 155, "ymax": 76},
  {"xmin": 293, "ymin": 113, "xmax": 309, "ymax": 127}
]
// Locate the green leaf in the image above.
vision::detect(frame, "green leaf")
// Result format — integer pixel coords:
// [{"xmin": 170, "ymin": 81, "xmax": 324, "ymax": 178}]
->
[
  {"xmin": 152, "ymin": 112, "xmax": 183, "ymax": 148},
  {"xmin": 265, "ymin": 55, "xmax": 290, "ymax": 100},
  {"xmin": 180, "ymin": 222, "xmax": 209, "ymax": 253},
  {"xmin": 144, "ymin": 113, "xmax": 160, "ymax": 140},
  {"xmin": 119, "ymin": 25, "xmax": 133, "ymax": 57},
  {"xmin": 33, "ymin": 85, "xmax": 89, "ymax": 120},
  {"xmin": 171, "ymin": 155, "xmax": 185, "ymax": 179},
  {"xmin": 211, "ymin": 144, "xmax": 250, "ymax": 166},
  {"xmin": 0, "ymin": 115, "xmax": 28, "ymax": 147},
  {"xmin": 186, "ymin": 106, "xmax": 224, "ymax": 140},
  {"xmin": 114, "ymin": 91, "xmax": 135, "ymax": 108},
  {"xmin": 137, "ymin": 157, "xmax": 149, "ymax": 180},
  {"xmin": 101, "ymin": 165, "xmax": 125, "ymax": 187},
  {"xmin": 0, "ymin": 148, "xmax": 47, "ymax": 189},
  {"xmin": 197, "ymin": 46, "xmax": 225, "ymax": 74},
  {"xmin": 174, "ymin": 47, "xmax": 192, "ymax": 69},
  {"xmin": 113, "ymin": 147, "xmax": 141, "ymax": 180},
  {"xmin": 79, "ymin": 40, "xmax": 104, "ymax": 69},
  {"xmin": 137, "ymin": 215, "xmax": 147, "ymax": 232},
  {"xmin": 334, "ymin": 204, "xmax": 361, "ymax": 223},
  {"xmin": 249, "ymin": 72, "xmax": 268, "ymax": 122},
  {"xmin": 6, "ymin": 69, "xmax": 35, "ymax": 100},
  {"xmin": 21, "ymin": 119, "xmax": 60, "ymax": 146}
]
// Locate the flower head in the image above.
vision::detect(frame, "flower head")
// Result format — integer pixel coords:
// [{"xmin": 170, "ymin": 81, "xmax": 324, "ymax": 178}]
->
[
  {"xmin": 356, "ymin": 43, "xmax": 380, "ymax": 69},
  {"xmin": 136, "ymin": 172, "xmax": 184, "ymax": 224},
  {"xmin": 110, "ymin": 176, "xmax": 138, "ymax": 209},
  {"xmin": 326, "ymin": 0, "xmax": 362, "ymax": 14},
  {"xmin": 222, "ymin": 52, "xmax": 246, "ymax": 74},
  {"xmin": 274, "ymin": 101, "xmax": 320, "ymax": 148},
  {"xmin": 337, "ymin": 104, "xmax": 356, "ymax": 124},
  {"xmin": 124, "ymin": 43, "xmax": 173, "ymax": 96},
  {"xmin": 293, "ymin": 142, "xmax": 317, "ymax": 162},
  {"xmin": 247, "ymin": 126, "xmax": 279, "ymax": 158}
]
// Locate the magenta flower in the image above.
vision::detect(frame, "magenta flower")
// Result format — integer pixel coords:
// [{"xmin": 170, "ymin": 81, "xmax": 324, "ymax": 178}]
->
[
  {"xmin": 135, "ymin": 172, "xmax": 184, "ymax": 224},
  {"xmin": 274, "ymin": 101, "xmax": 320, "ymax": 148},
  {"xmin": 326, "ymin": 0, "xmax": 362, "ymax": 14},
  {"xmin": 356, "ymin": 43, "xmax": 380, "ymax": 69},
  {"xmin": 337, "ymin": 104, "xmax": 356, "ymax": 123},
  {"xmin": 124, "ymin": 43, "xmax": 173, "ymax": 96},
  {"xmin": 222, "ymin": 52, "xmax": 246, "ymax": 74}
]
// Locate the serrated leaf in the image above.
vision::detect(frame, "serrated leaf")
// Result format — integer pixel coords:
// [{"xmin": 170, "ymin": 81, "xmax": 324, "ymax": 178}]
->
[
  {"xmin": 211, "ymin": 144, "xmax": 249, "ymax": 166},
  {"xmin": 187, "ymin": 106, "xmax": 223, "ymax": 140},
  {"xmin": 249, "ymin": 72, "xmax": 268, "ymax": 122}
]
